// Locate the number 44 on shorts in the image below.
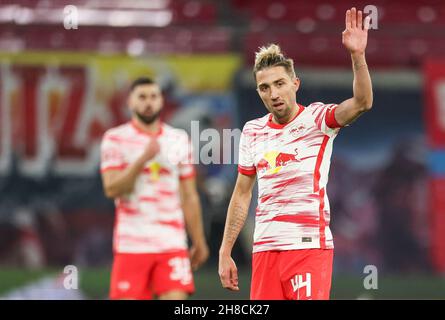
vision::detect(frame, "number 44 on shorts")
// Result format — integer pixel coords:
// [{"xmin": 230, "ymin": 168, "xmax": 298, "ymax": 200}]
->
[
  {"xmin": 290, "ymin": 273, "xmax": 311, "ymax": 298},
  {"xmin": 169, "ymin": 257, "xmax": 192, "ymax": 285}
]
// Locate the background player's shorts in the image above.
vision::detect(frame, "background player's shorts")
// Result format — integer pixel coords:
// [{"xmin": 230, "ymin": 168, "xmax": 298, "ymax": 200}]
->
[
  {"xmin": 251, "ymin": 249, "xmax": 333, "ymax": 300},
  {"xmin": 109, "ymin": 250, "xmax": 195, "ymax": 299}
]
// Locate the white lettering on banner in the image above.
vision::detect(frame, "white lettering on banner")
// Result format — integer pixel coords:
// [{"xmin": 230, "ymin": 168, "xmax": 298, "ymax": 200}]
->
[
  {"xmin": 290, "ymin": 273, "xmax": 312, "ymax": 299},
  {"xmin": 435, "ymin": 81, "xmax": 445, "ymax": 131}
]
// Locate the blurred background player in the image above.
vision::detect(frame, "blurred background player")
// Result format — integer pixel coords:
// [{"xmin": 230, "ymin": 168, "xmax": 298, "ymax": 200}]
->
[
  {"xmin": 100, "ymin": 77, "xmax": 209, "ymax": 300},
  {"xmin": 219, "ymin": 8, "xmax": 373, "ymax": 300}
]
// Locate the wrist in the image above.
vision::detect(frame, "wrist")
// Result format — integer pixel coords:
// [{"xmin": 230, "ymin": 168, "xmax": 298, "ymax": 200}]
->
[
  {"xmin": 134, "ymin": 157, "xmax": 148, "ymax": 171},
  {"xmin": 351, "ymin": 51, "xmax": 366, "ymax": 63},
  {"xmin": 351, "ymin": 53, "xmax": 368, "ymax": 71},
  {"xmin": 219, "ymin": 246, "xmax": 232, "ymax": 257},
  {"xmin": 192, "ymin": 238, "xmax": 207, "ymax": 248}
]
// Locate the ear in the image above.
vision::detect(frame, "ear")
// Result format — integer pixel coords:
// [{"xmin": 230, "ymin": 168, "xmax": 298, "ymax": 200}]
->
[{"xmin": 294, "ymin": 77, "xmax": 301, "ymax": 92}]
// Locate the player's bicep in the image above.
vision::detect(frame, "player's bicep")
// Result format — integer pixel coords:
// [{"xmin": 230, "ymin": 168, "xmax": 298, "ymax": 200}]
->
[{"xmin": 335, "ymin": 97, "xmax": 367, "ymax": 126}]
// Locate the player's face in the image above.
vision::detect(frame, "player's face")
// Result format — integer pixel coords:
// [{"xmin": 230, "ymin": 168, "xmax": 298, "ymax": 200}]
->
[
  {"xmin": 128, "ymin": 84, "xmax": 163, "ymax": 124},
  {"xmin": 256, "ymin": 66, "xmax": 300, "ymax": 122}
]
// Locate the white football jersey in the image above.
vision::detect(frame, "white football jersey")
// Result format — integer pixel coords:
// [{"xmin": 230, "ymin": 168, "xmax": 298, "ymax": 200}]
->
[
  {"xmin": 238, "ymin": 103, "xmax": 340, "ymax": 253},
  {"xmin": 101, "ymin": 121, "xmax": 195, "ymax": 253}
]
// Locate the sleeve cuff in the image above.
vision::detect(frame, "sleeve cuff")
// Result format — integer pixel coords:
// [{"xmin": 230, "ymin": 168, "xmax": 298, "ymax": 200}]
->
[
  {"xmin": 325, "ymin": 106, "xmax": 343, "ymax": 129},
  {"xmin": 100, "ymin": 164, "xmax": 127, "ymax": 173},
  {"xmin": 238, "ymin": 165, "xmax": 256, "ymax": 176},
  {"xmin": 179, "ymin": 171, "xmax": 196, "ymax": 180}
]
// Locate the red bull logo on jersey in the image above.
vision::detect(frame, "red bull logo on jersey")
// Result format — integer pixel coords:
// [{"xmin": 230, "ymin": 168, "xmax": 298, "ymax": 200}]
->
[
  {"xmin": 143, "ymin": 162, "xmax": 171, "ymax": 181},
  {"xmin": 257, "ymin": 150, "xmax": 299, "ymax": 175},
  {"xmin": 290, "ymin": 124, "xmax": 306, "ymax": 137}
]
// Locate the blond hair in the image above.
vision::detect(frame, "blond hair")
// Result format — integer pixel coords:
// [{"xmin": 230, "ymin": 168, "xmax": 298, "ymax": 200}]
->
[{"xmin": 253, "ymin": 44, "xmax": 296, "ymax": 80}]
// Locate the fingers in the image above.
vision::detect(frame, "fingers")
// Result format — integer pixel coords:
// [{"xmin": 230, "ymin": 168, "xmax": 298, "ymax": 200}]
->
[
  {"xmin": 190, "ymin": 246, "xmax": 209, "ymax": 271},
  {"xmin": 221, "ymin": 268, "xmax": 239, "ymax": 291},
  {"xmin": 219, "ymin": 262, "xmax": 239, "ymax": 291},
  {"xmin": 146, "ymin": 138, "xmax": 159, "ymax": 153},
  {"xmin": 191, "ymin": 258, "xmax": 199, "ymax": 271},
  {"xmin": 351, "ymin": 7, "xmax": 357, "ymax": 29},
  {"xmin": 192, "ymin": 256, "xmax": 205, "ymax": 271},
  {"xmin": 347, "ymin": 7, "xmax": 367, "ymax": 30},
  {"xmin": 189, "ymin": 247, "xmax": 196, "ymax": 270},
  {"xmin": 230, "ymin": 268, "xmax": 239, "ymax": 291},
  {"xmin": 364, "ymin": 15, "xmax": 371, "ymax": 31},
  {"xmin": 190, "ymin": 249, "xmax": 200, "ymax": 271},
  {"xmin": 345, "ymin": 9, "xmax": 351, "ymax": 30},
  {"xmin": 220, "ymin": 270, "xmax": 236, "ymax": 290},
  {"xmin": 151, "ymin": 138, "xmax": 160, "ymax": 151},
  {"xmin": 357, "ymin": 10, "xmax": 362, "ymax": 29}
]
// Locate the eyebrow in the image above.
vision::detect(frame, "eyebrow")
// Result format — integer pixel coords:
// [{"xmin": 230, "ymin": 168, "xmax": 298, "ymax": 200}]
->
[
  {"xmin": 257, "ymin": 78, "xmax": 286, "ymax": 88},
  {"xmin": 138, "ymin": 91, "xmax": 159, "ymax": 96}
]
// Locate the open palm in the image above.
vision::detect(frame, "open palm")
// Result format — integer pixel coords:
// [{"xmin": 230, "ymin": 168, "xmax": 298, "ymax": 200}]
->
[{"xmin": 342, "ymin": 8, "xmax": 369, "ymax": 55}]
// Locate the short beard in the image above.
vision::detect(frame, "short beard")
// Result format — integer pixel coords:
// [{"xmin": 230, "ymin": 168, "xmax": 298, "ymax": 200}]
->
[
  {"xmin": 135, "ymin": 110, "xmax": 161, "ymax": 125},
  {"xmin": 271, "ymin": 107, "xmax": 291, "ymax": 123}
]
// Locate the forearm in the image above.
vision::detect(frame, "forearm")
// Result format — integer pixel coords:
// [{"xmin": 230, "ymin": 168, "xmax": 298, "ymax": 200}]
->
[
  {"xmin": 182, "ymin": 194, "xmax": 206, "ymax": 246},
  {"xmin": 351, "ymin": 53, "xmax": 373, "ymax": 109},
  {"xmin": 104, "ymin": 157, "xmax": 147, "ymax": 198},
  {"xmin": 219, "ymin": 193, "xmax": 251, "ymax": 256}
]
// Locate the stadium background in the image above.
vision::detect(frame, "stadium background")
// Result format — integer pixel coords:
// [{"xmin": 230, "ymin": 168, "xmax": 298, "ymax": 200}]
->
[{"xmin": 0, "ymin": 0, "xmax": 445, "ymax": 299}]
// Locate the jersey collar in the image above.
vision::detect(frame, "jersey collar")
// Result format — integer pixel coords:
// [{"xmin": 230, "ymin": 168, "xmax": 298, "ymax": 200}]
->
[{"xmin": 131, "ymin": 120, "xmax": 163, "ymax": 136}]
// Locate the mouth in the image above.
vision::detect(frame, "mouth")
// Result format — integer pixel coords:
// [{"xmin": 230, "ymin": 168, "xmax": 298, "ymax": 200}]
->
[
  {"xmin": 141, "ymin": 109, "xmax": 154, "ymax": 116},
  {"xmin": 135, "ymin": 109, "xmax": 161, "ymax": 125},
  {"xmin": 272, "ymin": 102, "xmax": 285, "ymax": 110}
]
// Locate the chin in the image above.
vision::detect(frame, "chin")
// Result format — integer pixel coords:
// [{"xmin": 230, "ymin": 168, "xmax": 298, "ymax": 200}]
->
[{"xmin": 275, "ymin": 110, "xmax": 287, "ymax": 118}]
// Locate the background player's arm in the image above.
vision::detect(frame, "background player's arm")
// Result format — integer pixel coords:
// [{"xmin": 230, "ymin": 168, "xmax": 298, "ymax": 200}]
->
[
  {"xmin": 179, "ymin": 177, "xmax": 209, "ymax": 270},
  {"xmin": 335, "ymin": 8, "xmax": 373, "ymax": 126},
  {"xmin": 219, "ymin": 173, "xmax": 256, "ymax": 291},
  {"xmin": 101, "ymin": 139, "xmax": 159, "ymax": 198}
]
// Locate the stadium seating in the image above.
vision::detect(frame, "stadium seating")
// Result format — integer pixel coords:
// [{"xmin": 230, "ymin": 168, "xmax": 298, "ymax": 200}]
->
[{"xmin": 0, "ymin": 0, "xmax": 444, "ymax": 66}]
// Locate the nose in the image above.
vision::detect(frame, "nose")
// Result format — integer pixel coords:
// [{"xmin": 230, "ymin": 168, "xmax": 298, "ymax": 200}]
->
[{"xmin": 270, "ymin": 86, "xmax": 279, "ymax": 100}]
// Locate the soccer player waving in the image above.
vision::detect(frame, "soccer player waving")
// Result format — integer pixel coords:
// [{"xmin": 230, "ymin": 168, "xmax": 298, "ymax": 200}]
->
[{"xmin": 219, "ymin": 8, "xmax": 373, "ymax": 300}]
